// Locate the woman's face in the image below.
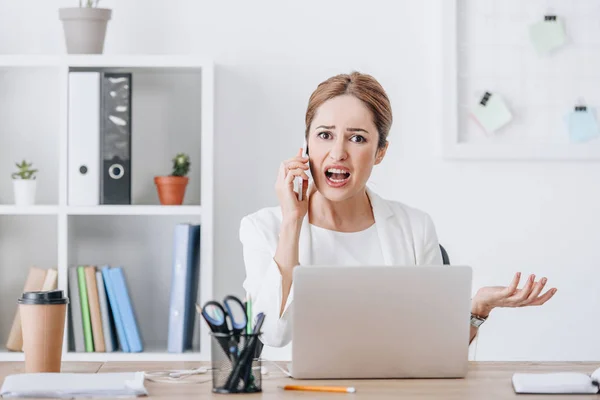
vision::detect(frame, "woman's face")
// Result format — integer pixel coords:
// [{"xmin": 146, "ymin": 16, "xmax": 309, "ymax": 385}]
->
[{"xmin": 307, "ymin": 94, "xmax": 387, "ymax": 202}]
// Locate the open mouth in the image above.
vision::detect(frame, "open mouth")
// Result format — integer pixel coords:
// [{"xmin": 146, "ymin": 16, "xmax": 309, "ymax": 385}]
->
[{"xmin": 325, "ymin": 168, "xmax": 351, "ymax": 187}]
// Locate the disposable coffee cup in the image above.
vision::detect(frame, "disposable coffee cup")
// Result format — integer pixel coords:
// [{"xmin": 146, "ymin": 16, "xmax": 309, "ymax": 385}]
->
[{"xmin": 18, "ymin": 290, "xmax": 69, "ymax": 373}]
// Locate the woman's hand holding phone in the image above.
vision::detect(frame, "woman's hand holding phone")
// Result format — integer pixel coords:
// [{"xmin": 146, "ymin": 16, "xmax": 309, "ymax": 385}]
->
[{"xmin": 276, "ymin": 148, "xmax": 310, "ymax": 222}]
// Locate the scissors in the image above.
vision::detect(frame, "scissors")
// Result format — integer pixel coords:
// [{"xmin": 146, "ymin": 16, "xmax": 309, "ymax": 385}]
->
[{"xmin": 200, "ymin": 295, "xmax": 248, "ymax": 362}]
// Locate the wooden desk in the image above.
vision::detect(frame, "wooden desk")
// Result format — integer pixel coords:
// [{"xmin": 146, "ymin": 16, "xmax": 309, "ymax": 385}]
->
[{"xmin": 0, "ymin": 361, "xmax": 598, "ymax": 399}]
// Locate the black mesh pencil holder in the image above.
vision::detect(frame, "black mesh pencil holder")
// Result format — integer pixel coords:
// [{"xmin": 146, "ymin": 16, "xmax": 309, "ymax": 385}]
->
[{"xmin": 210, "ymin": 332, "xmax": 263, "ymax": 394}]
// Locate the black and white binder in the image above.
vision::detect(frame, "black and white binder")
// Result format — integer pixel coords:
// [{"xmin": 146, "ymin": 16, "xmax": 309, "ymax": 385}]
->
[
  {"xmin": 68, "ymin": 71, "xmax": 100, "ymax": 206},
  {"xmin": 100, "ymin": 72, "xmax": 132, "ymax": 205}
]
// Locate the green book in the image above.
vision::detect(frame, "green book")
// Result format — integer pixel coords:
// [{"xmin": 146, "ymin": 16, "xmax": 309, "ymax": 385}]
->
[{"xmin": 77, "ymin": 266, "xmax": 94, "ymax": 352}]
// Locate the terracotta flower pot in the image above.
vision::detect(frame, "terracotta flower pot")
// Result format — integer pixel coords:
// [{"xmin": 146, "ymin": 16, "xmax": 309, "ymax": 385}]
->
[{"xmin": 154, "ymin": 176, "xmax": 188, "ymax": 205}]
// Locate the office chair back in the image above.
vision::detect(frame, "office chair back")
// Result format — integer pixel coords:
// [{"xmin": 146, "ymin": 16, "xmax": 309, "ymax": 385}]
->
[{"xmin": 440, "ymin": 244, "xmax": 450, "ymax": 265}]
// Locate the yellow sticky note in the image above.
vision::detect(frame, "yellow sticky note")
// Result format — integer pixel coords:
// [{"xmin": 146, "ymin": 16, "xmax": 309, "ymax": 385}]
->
[
  {"xmin": 470, "ymin": 92, "xmax": 513, "ymax": 134},
  {"xmin": 529, "ymin": 16, "xmax": 567, "ymax": 55}
]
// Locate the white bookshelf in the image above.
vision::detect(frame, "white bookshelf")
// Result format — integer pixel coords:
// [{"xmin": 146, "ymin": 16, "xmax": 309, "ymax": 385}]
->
[
  {"xmin": 0, "ymin": 346, "xmax": 206, "ymax": 362},
  {"xmin": 66, "ymin": 205, "xmax": 203, "ymax": 216},
  {"xmin": 0, "ymin": 55, "xmax": 214, "ymax": 362},
  {"xmin": 0, "ymin": 205, "xmax": 60, "ymax": 215},
  {"xmin": 0, "ymin": 205, "xmax": 203, "ymax": 216}
]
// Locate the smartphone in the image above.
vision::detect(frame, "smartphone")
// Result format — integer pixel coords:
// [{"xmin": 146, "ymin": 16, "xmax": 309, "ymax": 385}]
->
[{"xmin": 295, "ymin": 140, "xmax": 311, "ymax": 201}]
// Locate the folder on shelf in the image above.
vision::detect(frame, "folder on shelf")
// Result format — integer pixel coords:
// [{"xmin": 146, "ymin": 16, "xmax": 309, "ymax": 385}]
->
[
  {"xmin": 68, "ymin": 266, "xmax": 85, "ymax": 352},
  {"xmin": 77, "ymin": 266, "xmax": 94, "ymax": 352},
  {"xmin": 100, "ymin": 72, "xmax": 132, "ymax": 205},
  {"xmin": 84, "ymin": 266, "xmax": 105, "ymax": 352},
  {"xmin": 110, "ymin": 267, "xmax": 143, "ymax": 352},
  {"xmin": 101, "ymin": 266, "xmax": 130, "ymax": 353},
  {"xmin": 167, "ymin": 224, "xmax": 201, "ymax": 353},
  {"xmin": 7, "ymin": 267, "xmax": 56, "ymax": 352},
  {"xmin": 68, "ymin": 71, "xmax": 100, "ymax": 206},
  {"xmin": 95, "ymin": 270, "xmax": 117, "ymax": 352}
]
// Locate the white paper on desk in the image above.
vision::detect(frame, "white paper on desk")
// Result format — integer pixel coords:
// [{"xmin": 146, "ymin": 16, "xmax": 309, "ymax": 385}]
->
[
  {"xmin": 0, "ymin": 372, "xmax": 148, "ymax": 398},
  {"xmin": 512, "ymin": 369, "xmax": 600, "ymax": 394}
]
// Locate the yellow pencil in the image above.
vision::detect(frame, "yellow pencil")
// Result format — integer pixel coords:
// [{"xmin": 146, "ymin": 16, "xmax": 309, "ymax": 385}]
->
[{"xmin": 282, "ymin": 384, "xmax": 356, "ymax": 393}]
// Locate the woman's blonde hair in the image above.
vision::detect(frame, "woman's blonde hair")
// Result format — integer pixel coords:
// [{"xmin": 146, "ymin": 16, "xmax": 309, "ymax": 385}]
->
[{"xmin": 305, "ymin": 71, "xmax": 392, "ymax": 150}]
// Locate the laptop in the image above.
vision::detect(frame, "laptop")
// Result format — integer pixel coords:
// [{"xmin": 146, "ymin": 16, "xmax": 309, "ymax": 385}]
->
[{"xmin": 290, "ymin": 265, "xmax": 472, "ymax": 379}]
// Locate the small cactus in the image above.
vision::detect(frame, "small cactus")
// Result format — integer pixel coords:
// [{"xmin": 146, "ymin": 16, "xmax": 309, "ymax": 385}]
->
[
  {"xmin": 11, "ymin": 160, "xmax": 37, "ymax": 180},
  {"xmin": 171, "ymin": 153, "xmax": 190, "ymax": 177},
  {"xmin": 80, "ymin": 0, "xmax": 101, "ymax": 7}
]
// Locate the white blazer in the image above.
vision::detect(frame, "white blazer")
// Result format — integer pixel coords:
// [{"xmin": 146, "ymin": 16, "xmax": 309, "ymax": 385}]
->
[{"xmin": 239, "ymin": 186, "xmax": 443, "ymax": 348}]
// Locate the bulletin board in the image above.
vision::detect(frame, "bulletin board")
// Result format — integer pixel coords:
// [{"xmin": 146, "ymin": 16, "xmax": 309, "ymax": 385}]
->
[{"xmin": 442, "ymin": 0, "xmax": 600, "ymax": 160}]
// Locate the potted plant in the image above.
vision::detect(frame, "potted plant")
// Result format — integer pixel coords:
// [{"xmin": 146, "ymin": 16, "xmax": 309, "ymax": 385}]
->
[
  {"xmin": 59, "ymin": 0, "xmax": 112, "ymax": 54},
  {"xmin": 12, "ymin": 160, "xmax": 38, "ymax": 206},
  {"xmin": 154, "ymin": 153, "xmax": 191, "ymax": 205}
]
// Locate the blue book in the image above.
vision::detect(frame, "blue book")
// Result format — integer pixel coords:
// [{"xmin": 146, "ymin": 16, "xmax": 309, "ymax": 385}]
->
[
  {"xmin": 101, "ymin": 266, "xmax": 130, "ymax": 353},
  {"xmin": 167, "ymin": 224, "xmax": 201, "ymax": 353},
  {"xmin": 110, "ymin": 267, "xmax": 143, "ymax": 353},
  {"xmin": 96, "ymin": 270, "xmax": 117, "ymax": 352}
]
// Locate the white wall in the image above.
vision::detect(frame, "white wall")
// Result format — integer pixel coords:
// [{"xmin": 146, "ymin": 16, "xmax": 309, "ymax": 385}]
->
[{"xmin": 1, "ymin": 0, "xmax": 599, "ymax": 362}]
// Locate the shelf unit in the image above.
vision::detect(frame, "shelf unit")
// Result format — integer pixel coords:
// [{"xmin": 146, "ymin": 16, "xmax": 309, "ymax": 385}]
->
[
  {"xmin": 0, "ymin": 205, "xmax": 203, "ymax": 216},
  {"xmin": 0, "ymin": 55, "xmax": 214, "ymax": 362}
]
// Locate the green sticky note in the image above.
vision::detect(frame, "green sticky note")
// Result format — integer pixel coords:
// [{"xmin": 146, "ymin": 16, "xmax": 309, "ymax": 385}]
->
[
  {"xmin": 470, "ymin": 92, "xmax": 513, "ymax": 134},
  {"xmin": 529, "ymin": 17, "xmax": 566, "ymax": 55}
]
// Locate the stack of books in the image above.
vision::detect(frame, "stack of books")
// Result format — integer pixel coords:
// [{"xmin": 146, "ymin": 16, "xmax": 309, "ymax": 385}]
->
[
  {"xmin": 68, "ymin": 223, "xmax": 201, "ymax": 354},
  {"xmin": 68, "ymin": 265, "xmax": 142, "ymax": 353}
]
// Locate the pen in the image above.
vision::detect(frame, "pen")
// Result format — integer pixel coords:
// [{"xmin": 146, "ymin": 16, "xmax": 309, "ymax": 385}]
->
[
  {"xmin": 253, "ymin": 312, "xmax": 265, "ymax": 334},
  {"xmin": 246, "ymin": 294, "xmax": 253, "ymax": 334},
  {"xmin": 282, "ymin": 385, "xmax": 356, "ymax": 393},
  {"xmin": 225, "ymin": 315, "xmax": 264, "ymax": 391}
]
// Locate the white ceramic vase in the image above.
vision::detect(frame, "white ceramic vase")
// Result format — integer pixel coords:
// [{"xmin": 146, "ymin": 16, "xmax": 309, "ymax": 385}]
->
[
  {"xmin": 59, "ymin": 7, "xmax": 112, "ymax": 54},
  {"xmin": 13, "ymin": 180, "xmax": 37, "ymax": 206}
]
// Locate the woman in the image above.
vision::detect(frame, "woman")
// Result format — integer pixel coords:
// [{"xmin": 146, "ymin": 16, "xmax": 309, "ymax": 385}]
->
[{"xmin": 240, "ymin": 71, "xmax": 557, "ymax": 348}]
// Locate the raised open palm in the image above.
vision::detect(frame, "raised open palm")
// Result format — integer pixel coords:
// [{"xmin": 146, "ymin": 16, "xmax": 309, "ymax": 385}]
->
[{"xmin": 473, "ymin": 272, "xmax": 557, "ymax": 316}]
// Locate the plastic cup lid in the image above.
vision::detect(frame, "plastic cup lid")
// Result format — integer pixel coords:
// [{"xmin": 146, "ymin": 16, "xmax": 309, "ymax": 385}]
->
[{"xmin": 18, "ymin": 289, "xmax": 69, "ymax": 305}]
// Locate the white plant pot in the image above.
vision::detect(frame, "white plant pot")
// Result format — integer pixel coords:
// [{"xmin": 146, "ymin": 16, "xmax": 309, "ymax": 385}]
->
[
  {"xmin": 59, "ymin": 7, "xmax": 112, "ymax": 54},
  {"xmin": 13, "ymin": 180, "xmax": 37, "ymax": 206}
]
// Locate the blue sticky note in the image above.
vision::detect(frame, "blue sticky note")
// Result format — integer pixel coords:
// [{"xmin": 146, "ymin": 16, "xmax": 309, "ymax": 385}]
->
[{"xmin": 565, "ymin": 107, "xmax": 600, "ymax": 143}]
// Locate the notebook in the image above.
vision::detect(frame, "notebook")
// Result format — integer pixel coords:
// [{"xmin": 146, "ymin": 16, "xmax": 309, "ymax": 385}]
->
[
  {"xmin": 513, "ymin": 367, "xmax": 600, "ymax": 394},
  {"xmin": 0, "ymin": 372, "xmax": 147, "ymax": 398}
]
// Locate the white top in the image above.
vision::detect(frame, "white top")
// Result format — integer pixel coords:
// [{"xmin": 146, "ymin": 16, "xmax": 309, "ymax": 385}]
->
[
  {"xmin": 309, "ymin": 223, "xmax": 384, "ymax": 266},
  {"xmin": 239, "ymin": 187, "xmax": 443, "ymax": 348}
]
